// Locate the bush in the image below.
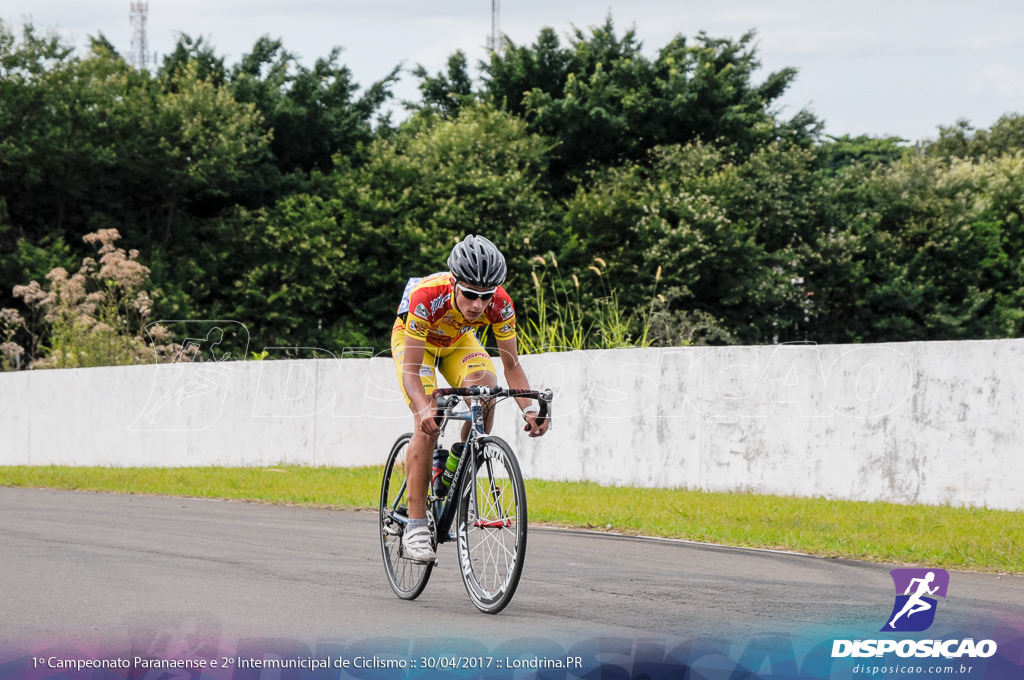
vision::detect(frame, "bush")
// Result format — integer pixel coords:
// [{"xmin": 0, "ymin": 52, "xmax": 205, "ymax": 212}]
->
[{"xmin": 2, "ymin": 229, "xmax": 183, "ymax": 369}]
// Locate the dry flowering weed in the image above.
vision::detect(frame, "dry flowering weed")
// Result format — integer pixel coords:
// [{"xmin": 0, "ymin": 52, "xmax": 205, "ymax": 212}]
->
[
  {"xmin": 1, "ymin": 307, "xmax": 26, "ymax": 370},
  {"xmin": 2, "ymin": 229, "xmax": 195, "ymax": 370}
]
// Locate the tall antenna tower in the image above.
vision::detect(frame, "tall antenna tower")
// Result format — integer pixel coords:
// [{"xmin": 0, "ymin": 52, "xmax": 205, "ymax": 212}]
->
[
  {"xmin": 487, "ymin": 0, "xmax": 503, "ymax": 53},
  {"xmin": 129, "ymin": 2, "xmax": 151, "ymax": 69}
]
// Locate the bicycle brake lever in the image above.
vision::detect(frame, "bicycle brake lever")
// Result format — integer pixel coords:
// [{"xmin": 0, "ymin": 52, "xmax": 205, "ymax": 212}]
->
[{"xmin": 436, "ymin": 394, "xmax": 458, "ymax": 410}]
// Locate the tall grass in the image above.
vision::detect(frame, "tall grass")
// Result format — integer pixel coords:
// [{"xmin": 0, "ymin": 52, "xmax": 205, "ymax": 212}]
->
[
  {"xmin": 517, "ymin": 254, "xmax": 663, "ymax": 354},
  {"xmin": 518, "ymin": 256, "xmax": 590, "ymax": 353}
]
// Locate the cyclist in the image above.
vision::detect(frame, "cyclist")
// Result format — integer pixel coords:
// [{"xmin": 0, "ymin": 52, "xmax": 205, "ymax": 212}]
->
[{"xmin": 391, "ymin": 234, "xmax": 549, "ymax": 562}]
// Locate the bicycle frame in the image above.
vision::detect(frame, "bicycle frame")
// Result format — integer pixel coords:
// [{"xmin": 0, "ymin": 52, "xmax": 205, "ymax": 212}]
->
[{"xmin": 430, "ymin": 394, "xmax": 487, "ymax": 544}]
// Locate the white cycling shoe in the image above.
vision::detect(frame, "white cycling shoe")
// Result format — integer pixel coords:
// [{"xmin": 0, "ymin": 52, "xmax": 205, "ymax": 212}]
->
[{"xmin": 402, "ymin": 525, "xmax": 436, "ymax": 563}]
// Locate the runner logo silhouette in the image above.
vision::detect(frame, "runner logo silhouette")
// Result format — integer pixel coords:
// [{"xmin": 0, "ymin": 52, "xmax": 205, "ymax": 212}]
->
[{"xmin": 881, "ymin": 568, "xmax": 949, "ymax": 632}]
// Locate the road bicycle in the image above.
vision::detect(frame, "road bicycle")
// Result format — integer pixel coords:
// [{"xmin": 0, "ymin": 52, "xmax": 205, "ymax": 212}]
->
[{"xmin": 379, "ymin": 386, "xmax": 553, "ymax": 614}]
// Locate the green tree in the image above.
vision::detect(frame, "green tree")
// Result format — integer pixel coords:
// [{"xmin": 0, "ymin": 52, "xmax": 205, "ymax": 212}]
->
[
  {"xmin": 158, "ymin": 33, "xmax": 226, "ymax": 85},
  {"xmin": 479, "ymin": 26, "xmax": 572, "ymax": 114},
  {"xmin": 147, "ymin": 59, "xmax": 270, "ymax": 243},
  {"xmin": 229, "ymin": 36, "xmax": 399, "ymax": 176},
  {"xmin": 411, "ymin": 50, "xmax": 475, "ymax": 119},
  {"xmin": 0, "ymin": 23, "xmax": 153, "ymax": 315},
  {"xmin": 560, "ymin": 141, "xmax": 830, "ymax": 345},
  {"xmin": 477, "ymin": 18, "xmax": 820, "ymax": 192},
  {"xmin": 800, "ymin": 149, "xmax": 1024, "ymax": 343},
  {"xmin": 926, "ymin": 114, "xmax": 1024, "ymax": 160},
  {"xmin": 235, "ymin": 104, "xmax": 558, "ymax": 350},
  {"xmin": 0, "ymin": 23, "xmax": 125, "ymax": 242},
  {"xmin": 819, "ymin": 134, "xmax": 911, "ymax": 173}
]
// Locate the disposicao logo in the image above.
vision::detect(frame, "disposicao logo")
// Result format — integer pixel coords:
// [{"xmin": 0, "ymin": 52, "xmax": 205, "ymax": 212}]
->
[
  {"xmin": 831, "ymin": 568, "xmax": 998, "ymax": 659},
  {"xmin": 882, "ymin": 568, "xmax": 948, "ymax": 632}
]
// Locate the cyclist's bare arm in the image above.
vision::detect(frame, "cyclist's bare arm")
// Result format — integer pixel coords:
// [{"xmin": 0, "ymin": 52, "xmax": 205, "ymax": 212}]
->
[{"xmin": 496, "ymin": 336, "xmax": 549, "ymax": 437}]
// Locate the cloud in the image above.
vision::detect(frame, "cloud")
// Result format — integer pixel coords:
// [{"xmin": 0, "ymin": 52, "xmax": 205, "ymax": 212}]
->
[{"xmin": 972, "ymin": 64, "xmax": 1024, "ymax": 100}]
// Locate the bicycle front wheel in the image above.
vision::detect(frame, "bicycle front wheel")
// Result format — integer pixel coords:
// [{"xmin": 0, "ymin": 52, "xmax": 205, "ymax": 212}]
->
[
  {"xmin": 455, "ymin": 435, "xmax": 527, "ymax": 614},
  {"xmin": 379, "ymin": 433, "xmax": 433, "ymax": 600}
]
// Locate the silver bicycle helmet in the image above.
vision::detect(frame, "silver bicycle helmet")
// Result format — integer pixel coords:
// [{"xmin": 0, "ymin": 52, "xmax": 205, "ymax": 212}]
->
[{"xmin": 447, "ymin": 234, "xmax": 507, "ymax": 288}]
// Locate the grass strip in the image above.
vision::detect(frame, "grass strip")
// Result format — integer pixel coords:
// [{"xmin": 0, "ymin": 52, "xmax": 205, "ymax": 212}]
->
[{"xmin": 1, "ymin": 465, "xmax": 1020, "ymax": 574}]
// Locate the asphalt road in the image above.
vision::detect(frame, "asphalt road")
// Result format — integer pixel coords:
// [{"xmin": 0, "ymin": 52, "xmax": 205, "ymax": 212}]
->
[{"xmin": 1, "ymin": 487, "xmax": 1021, "ymax": 673}]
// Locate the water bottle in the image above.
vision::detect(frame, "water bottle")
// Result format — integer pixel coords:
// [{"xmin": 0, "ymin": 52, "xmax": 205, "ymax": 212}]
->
[
  {"xmin": 438, "ymin": 442, "xmax": 465, "ymax": 494},
  {"xmin": 431, "ymin": 445, "xmax": 448, "ymax": 498}
]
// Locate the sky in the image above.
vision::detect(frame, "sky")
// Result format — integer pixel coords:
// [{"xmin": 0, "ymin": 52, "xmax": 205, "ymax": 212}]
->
[{"xmin": 3, "ymin": 1, "xmax": 1024, "ymax": 142}]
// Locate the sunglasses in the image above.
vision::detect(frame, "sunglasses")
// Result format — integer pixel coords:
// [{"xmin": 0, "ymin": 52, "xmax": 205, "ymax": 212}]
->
[{"xmin": 455, "ymin": 282, "xmax": 496, "ymax": 301}]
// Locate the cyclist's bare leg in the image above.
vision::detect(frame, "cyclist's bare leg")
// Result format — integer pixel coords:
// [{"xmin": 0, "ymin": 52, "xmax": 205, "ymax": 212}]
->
[{"xmin": 406, "ymin": 418, "xmax": 438, "ymax": 520}]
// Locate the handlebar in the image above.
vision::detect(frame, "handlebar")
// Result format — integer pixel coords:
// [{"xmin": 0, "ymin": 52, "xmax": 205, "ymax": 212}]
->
[{"xmin": 431, "ymin": 386, "xmax": 553, "ymax": 429}]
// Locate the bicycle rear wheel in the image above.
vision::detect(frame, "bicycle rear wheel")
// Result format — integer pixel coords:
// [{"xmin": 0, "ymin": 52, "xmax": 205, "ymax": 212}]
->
[
  {"xmin": 456, "ymin": 435, "xmax": 527, "ymax": 614},
  {"xmin": 379, "ymin": 433, "xmax": 433, "ymax": 600}
]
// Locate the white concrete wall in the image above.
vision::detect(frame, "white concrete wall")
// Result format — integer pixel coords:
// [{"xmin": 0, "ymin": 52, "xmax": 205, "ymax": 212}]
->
[{"xmin": 1, "ymin": 340, "xmax": 1021, "ymax": 511}]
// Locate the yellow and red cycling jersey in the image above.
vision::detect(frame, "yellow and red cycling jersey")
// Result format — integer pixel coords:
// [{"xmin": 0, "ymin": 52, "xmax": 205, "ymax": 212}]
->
[{"xmin": 394, "ymin": 271, "xmax": 516, "ymax": 348}]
